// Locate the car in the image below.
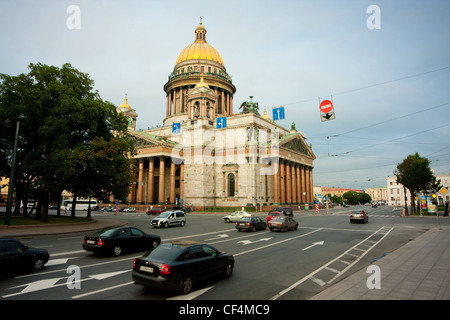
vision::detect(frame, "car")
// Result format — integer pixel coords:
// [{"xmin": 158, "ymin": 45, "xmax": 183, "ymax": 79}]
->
[
  {"xmin": 123, "ymin": 207, "xmax": 136, "ymax": 212},
  {"xmin": 268, "ymin": 216, "xmax": 299, "ymax": 232},
  {"xmin": 152, "ymin": 210, "xmax": 186, "ymax": 228},
  {"xmin": 132, "ymin": 241, "xmax": 234, "ymax": 294},
  {"xmin": 350, "ymin": 210, "xmax": 368, "ymax": 223},
  {"xmin": 82, "ymin": 227, "xmax": 161, "ymax": 256},
  {"xmin": 235, "ymin": 216, "xmax": 267, "ymax": 232},
  {"xmin": 147, "ymin": 208, "xmax": 165, "ymax": 215},
  {"xmin": 223, "ymin": 211, "xmax": 252, "ymax": 223},
  {"xmin": 0, "ymin": 238, "xmax": 50, "ymax": 275}
]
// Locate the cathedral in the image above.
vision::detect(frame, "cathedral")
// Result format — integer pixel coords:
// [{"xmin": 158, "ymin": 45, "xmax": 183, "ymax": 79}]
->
[{"xmin": 117, "ymin": 20, "xmax": 316, "ymax": 210}]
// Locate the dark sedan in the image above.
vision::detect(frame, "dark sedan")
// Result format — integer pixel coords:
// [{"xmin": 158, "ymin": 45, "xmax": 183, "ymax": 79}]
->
[
  {"xmin": 0, "ymin": 238, "xmax": 50, "ymax": 276},
  {"xmin": 132, "ymin": 241, "xmax": 234, "ymax": 294},
  {"xmin": 83, "ymin": 227, "xmax": 161, "ymax": 256},
  {"xmin": 235, "ymin": 216, "xmax": 267, "ymax": 232}
]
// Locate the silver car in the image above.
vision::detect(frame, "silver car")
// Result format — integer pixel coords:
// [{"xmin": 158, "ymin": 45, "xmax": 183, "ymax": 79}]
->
[
  {"xmin": 223, "ymin": 211, "xmax": 252, "ymax": 223},
  {"xmin": 152, "ymin": 210, "xmax": 186, "ymax": 228}
]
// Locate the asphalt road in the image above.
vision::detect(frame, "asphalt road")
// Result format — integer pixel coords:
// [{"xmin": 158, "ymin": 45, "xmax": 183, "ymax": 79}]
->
[{"xmin": 1, "ymin": 205, "xmax": 447, "ymax": 301}]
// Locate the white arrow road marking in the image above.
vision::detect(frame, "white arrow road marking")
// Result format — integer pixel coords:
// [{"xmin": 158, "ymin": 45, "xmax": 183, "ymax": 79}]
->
[
  {"xmin": 204, "ymin": 234, "xmax": 229, "ymax": 241},
  {"xmin": 3, "ymin": 270, "xmax": 129, "ymax": 298},
  {"xmin": 167, "ymin": 286, "xmax": 214, "ymax": 300},
  {"xmin": 238, "ymin": 238, "xmax": 272, "ymax": 245},
  {"xmin": 302, "ymin": 241, "xmax": 324, "ymax": 251},
  {"xmin": 46, "ymin": 258, "xmax": 70, "ymax": 266}
]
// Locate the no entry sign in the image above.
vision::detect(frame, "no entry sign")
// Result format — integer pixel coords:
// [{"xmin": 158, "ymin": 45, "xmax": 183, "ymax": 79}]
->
[
  {"xmin": 319, "ymin": 99, "xmax": 335, "ymax": 122},
  {"xmin": 319, "ymin": 100, "xmax": 333, "ymax": 113}
]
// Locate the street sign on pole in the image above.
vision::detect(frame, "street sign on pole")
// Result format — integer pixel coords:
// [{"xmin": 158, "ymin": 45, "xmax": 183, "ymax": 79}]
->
[
  {"xmin": 319, "ymin": 99, "xmax": 335, "ymax": 122},
  {"xmin": 216, "ymin": 117, "xmax": 227, "ymax": 129},
  {"xmin": 272, "ymin": 106, "xmax": 285, "ymax": 121}
]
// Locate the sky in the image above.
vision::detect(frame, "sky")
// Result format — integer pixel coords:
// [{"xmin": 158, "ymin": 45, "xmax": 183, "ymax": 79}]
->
[{"xmin": 1, "ymin": 0, "xmax": 449, "ymax": 190}]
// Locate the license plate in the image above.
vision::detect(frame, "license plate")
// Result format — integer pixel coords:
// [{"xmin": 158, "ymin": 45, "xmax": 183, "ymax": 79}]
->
[
  {"xmin": 140, "ymin": 266, "xmax": 154, "ymax": 273},
  {"xmin": 239, "ymin": 223, "xmax": 246, "ymax": 225},
  {"xmin": 86, "ymin": 240, "xmax": 95, "ymax": 244}
]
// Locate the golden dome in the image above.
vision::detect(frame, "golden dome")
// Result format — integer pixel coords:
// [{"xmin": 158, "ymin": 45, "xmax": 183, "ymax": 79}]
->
[
  {"xmin": 175, "ymin": 20, "xmax": 224, "ymax": 66},
  {"xmin": 262, "ymin": 107, "xmax": 270, "ymax": 119},
  {"xmin": 194, "ymin": 77, "xmax": 210, "ymax": 89},
  {"xmin": 119, "ymin": 94, "xmax": 131, "ymax": 109}
]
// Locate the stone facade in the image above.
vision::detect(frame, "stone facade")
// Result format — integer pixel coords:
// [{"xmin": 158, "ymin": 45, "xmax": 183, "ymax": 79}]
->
[{"xmin": 118, "ymin": 21, "xmax": 316, "ymax": 210}]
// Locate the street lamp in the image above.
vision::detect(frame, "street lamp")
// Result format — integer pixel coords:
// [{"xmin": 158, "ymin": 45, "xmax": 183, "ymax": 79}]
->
[{"xmin": 5, "ymin": 121, "xmax": 20, "ymax": 226}]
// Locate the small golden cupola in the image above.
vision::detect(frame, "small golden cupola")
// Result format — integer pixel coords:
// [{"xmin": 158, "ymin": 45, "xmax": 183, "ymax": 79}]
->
[{"xmin": 117, "ymin": 94, "xmax": 138, "ymax": 129}]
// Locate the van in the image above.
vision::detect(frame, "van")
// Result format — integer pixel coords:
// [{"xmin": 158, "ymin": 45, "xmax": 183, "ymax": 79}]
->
[{"xmin": 151, "ymin": 210, "xmax": 186, "ymax": 228}]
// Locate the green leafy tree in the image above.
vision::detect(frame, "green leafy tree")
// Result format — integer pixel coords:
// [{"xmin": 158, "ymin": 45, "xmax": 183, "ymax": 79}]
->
[
  {"xmin": 394, "ymin": 153, "xmax": 436, "ymax": 214},
  {"xmin": 0, "ymin": 62, "xmax": 134, "ymax": 222}
]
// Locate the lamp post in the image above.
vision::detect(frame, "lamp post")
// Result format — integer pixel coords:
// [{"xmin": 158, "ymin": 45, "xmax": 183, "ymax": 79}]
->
[{"xmin": 5, "ymin": 121, "xmax": 20, "ymax": 226}]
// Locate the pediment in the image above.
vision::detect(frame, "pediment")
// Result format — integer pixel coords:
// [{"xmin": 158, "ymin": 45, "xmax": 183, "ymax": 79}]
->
[
  {"xmin": 126, "ymin": 130, "xmax": 177, "ymax": 149},
  {"xmin": 279, "ymin": 133, "xmax": 315, "ymax": 158}
]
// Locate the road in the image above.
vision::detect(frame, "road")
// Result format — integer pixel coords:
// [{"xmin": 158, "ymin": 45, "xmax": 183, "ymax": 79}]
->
[{"xmin": 1, "ymin": 205, "xmax": 447, "ymax": 301}]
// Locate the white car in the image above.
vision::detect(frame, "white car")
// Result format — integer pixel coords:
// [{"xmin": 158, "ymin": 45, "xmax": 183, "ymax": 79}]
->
[
  {"xmin": 223, "ymin": 211, "xmax": 252, "ymax": 223},
  {"xmin": 123, "ymin": 207, "xmax": 136, "ymax": 212}
]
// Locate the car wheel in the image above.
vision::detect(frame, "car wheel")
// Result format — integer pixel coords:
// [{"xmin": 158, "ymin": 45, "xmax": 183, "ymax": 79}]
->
[
  {"xmin": 33, "ymin": 257, "xmax": 45, "ymax": 271},
  {"xmin": 179, "ymin": 275, "xmax": 194, "ymax": 294},
  {"xmin": 269, "ymin": 228, "xmax": 274, "ymax": 231},
  {"xmin": 225, "ymin": 218, "xmax": 230, "ymax": 223},
  {"xmin": 251, "ymin": 226, "xmax": 256, "ymax": 232},
  {"xmin": 223, "ymin": 261, "xmax": 234, "ymax": 278},
  {"xmin": 112, "ymin": 245, "xmax": 122, "ymax": 256},
  {"xmin": 180, "ymin": 220, "xmax": 185, "ymax": 227},
  {"xmin": 282, "ymin": 226, "xmax": 288, "ymax": 232},
  {"xmin": 294, "ymin": 224, "xmax": 298, "ymax": 230},
  {"xmin": 164, "ymin": 222, "xmax": 169, "ymax": 228}
]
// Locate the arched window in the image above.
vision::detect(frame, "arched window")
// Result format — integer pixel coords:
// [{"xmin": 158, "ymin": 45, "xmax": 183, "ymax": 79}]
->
[{"xmin": 228, "ymin": 173, "xmax": 235, "ymax": 197}]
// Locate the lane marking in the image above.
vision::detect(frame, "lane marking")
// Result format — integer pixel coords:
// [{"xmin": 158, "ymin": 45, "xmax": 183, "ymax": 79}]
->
[{"xmin": 270, "ymin": 226, "xmax": 394, "ymax": 300}]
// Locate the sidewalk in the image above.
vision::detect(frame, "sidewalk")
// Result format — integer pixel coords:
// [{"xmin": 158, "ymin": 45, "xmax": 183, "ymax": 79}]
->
[
  {"xmin": 310, "ymin": 225, "xmax": 450, "ymax": 300},
  {"xmin": 0, "ymin": 217, "xmax": 127, "ymax": 237}
]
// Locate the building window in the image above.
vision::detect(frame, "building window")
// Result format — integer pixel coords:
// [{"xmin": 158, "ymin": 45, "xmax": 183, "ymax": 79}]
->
[{"xmin": 228, "ymin": 173, "xmax": 235, "ymax": 197}]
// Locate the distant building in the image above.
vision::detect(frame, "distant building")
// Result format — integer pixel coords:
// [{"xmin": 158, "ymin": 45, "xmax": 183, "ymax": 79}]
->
[
  {"xmin": 386, "ymin": 172, "xmax": 450, "ymax": 206},
  {"xmin": 364, "ymin": 187, "xmax": 388, "ymax": 204},
  {"xmin": 315, "ymin": 187, "xmax": 364, "ymax": 203}
]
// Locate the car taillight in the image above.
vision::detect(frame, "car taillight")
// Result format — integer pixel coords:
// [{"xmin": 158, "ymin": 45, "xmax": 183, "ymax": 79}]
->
[
  {"xmin": 160, "ymin": 264, "xmax": 170, "ymax": 275},
  {"xmin": 97, "ymin": 239, "xmax": 104, "ymax": 246},
  {"xmin": 247, "ymin": 222, "xmax": 251, "ymax": 226},
  {"xmin": 133, "ymin": 259, "xmax": 136, "ymax": 270},
  {"xmin": 235, "ymin": 222, "xmax": 238, "ymax": 226}
]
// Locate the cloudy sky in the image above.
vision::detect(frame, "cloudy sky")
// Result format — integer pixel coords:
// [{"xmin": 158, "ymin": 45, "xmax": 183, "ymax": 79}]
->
[{"xmin": 1, "ymin": 0, "xmax": 449, "ymax": 190}]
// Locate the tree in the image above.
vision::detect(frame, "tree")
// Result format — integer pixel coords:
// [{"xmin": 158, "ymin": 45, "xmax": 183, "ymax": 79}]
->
[
  {"xmin": 343, "ymin": 191, "xmax": 372, "ymax": 205},
  {"xmin": 0, "ymin": 62, "xmax": 134, "ymax": 222},
  {"xmin": 394, "ymin": 153, "xmax": 436, "ymax": 215}
]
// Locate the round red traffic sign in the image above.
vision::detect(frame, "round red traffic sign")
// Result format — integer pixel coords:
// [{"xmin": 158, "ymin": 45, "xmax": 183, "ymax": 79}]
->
[{"xmin": 319, "ymin": 100, "xmax": 333, "ymax": 113}]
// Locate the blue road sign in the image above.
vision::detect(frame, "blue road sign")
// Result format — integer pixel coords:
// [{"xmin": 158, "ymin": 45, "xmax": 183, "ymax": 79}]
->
[
  {"xmin": 272, "ymin": 107, "xmax": 285, "ymax": 121},
  {"xmin": 217, "ymin": 117, "xmax": 227, "ymax": 129},
  {"xmin": 172, "ymin": 122, "xmax": 181, "ymax": 133}
]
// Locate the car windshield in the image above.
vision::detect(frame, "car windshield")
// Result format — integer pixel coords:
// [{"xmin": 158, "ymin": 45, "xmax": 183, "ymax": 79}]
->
[
  {"xmin": 352, "ymin": 211, "xmax": 363, "ymax": 214},
  {"xmin": 240, "ymin": 217, "xmax": 252, "ymax": 222},
  {"xmin": 143, "ymin": 243, "xmax": 185, "ymax": 261},
  {"xmin": 158, "ymin": 211, "xmax": 172, "ymax": 218},
  {"xmin": 269, "ymin": 212, "xmax": 281, "ymax": 216}
]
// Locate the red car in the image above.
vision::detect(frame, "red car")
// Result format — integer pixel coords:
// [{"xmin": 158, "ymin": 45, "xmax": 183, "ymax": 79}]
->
[
  {"xmin": 267, "ymin": 207, "xmax": 293, "ymax": 223},
  {"xmin": 147, "ymin": 208, "xmax": 165, "ymax": 215}
]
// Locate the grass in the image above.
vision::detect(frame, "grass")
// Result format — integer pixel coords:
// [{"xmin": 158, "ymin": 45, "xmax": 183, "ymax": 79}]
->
[{"xmin": 0, "ymin": 215, "xmax": 92, "ymax": 226}]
